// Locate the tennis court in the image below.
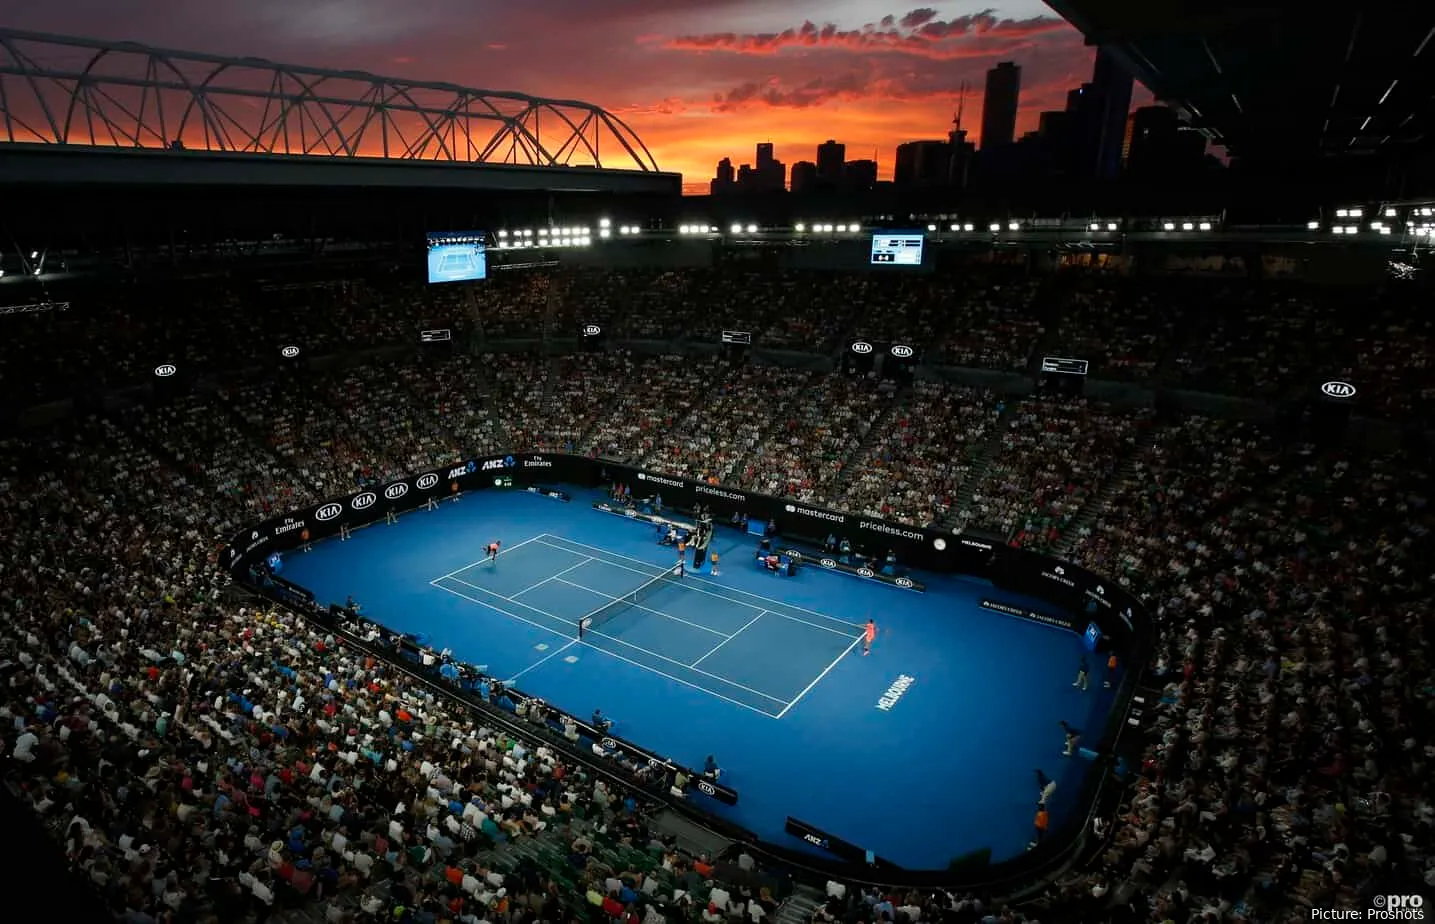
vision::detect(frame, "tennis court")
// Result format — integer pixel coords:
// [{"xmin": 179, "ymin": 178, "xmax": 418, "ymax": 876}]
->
[
  {"xmin": 430, "ymin": 534, "xmax": 865, "ymax": 718},
  {"xmin": 279, "ymin": 488, "xmax": 1116, "ymax": 868}
]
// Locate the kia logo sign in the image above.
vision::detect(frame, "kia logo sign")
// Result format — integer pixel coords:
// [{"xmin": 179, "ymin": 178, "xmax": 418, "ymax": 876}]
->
[
  {"xmin": 896, "ymin": 577, "xmax": 914, "ymax": 588},
  {"xmin": 857, "ymin": 567, "xmax": 875, "ymax": 578},
  {"xmin": 890, "ymin": 344, "xmax": 914, "ymax": 358},
  {"xmin": 416, "ymin": 473, "xmax": 440, "ymax": 490},
  {"xmin": 315, "ymin": 503, "xmax": 342, "ymax": 522},
  {"xmin": 820, "ymin": 558, "xmax": 837, "ymax": 569},
  {"xmin": 697, "ymin": 780, "xmax": 716, "ymax": 796},
  {"xmin": 351, "ymin": 492, "xmax": 377, "ymax": 511},
  {"xmin": 851, "ymin": 341, "xmax": 874, "ymax": 354},
  {"xmin": 281, "ymin": 345, "xmax": 300, "ymax": 358},
  {"xmin": 154, "ymin": 364, "xmax": 176, "ymax": 377},
  {"xmin": 1321, "ymin": 381, "xmax": 1356, "ymax": 399},
  {"xmin": 600, "ymin": 737, "xmax": 617, "ymax": 750},
  {"xmin": 384, "ymin": 483, "xmax": 409, "ymax": 501},
  {"xmin": 583, "ymin": 325, "xmax": 602, "ymax": 337}
]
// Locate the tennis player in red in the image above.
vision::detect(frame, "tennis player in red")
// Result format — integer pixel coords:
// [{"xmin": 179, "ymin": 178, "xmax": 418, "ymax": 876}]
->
[
  {"xmin": 485, "ymin": 540, "xmax": 501, "ymax": 563},
  {"xmin": 862, "ymin": 619, "xmax": 876, "ymax": 656}
]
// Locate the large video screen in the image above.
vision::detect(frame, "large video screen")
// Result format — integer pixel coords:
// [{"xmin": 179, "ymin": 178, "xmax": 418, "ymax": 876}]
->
[
  {"xmin": 426, "ymin": 232, "xmax": 488, "ymax": 284},
  {"xmin": 869, "ymin": 232, "xmax": 925, "ymax": 267}
]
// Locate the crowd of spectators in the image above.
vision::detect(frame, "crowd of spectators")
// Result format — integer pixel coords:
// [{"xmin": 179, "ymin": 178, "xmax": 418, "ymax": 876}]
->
[
  {"xmin": 2, "ymin": 269, "xmax": 1435, "ymax": 924},
  {"xmin": 734, "ymin": 373, "xmax": 894, "ymax": 507},
  {"xmin": 5, "ymin": 268, "xmax": 1434, "ymax": 429},
  {"xmin": 1057, "ymin": 439, "xmax": 1435, "ymax": 921},
  {"xmin": 961, "ymin": 398, "xmax": 1152, "ymax": 551},
  {"xmin": 935, "ymin": 278, "xmax": 1046, "ymax": 372},
  {"xmin": 838, "ymin": 381, "xmax": 995, "ymax": 527},
  {"xmin": 0, "ymin": 407, "xmax": 796, "ymax": 924},
  {"xmin": 642, "ymin": 363, "xmax": 812, "ymax": 483},
  {"xmin": 1052, "ymin": 282, "xmax": 1181, "ymax": 383}
]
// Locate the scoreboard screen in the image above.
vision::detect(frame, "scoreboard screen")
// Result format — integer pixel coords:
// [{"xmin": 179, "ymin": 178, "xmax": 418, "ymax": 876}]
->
[
  {"xmin": 870, "ymin": 233, "xmax": 925, "ymax": 266},
  {"xmin": 1041, "ymin": 356, "xmax": 1090, "ymax": 375},
  {"xmin": 426, "ymin": 231, "xmax": 488, "ymax": 284}
]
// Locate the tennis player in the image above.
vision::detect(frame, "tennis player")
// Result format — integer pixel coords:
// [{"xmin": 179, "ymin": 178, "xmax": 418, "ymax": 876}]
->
[
  {"xmin": 485, "ymin": 539, "xmax": 501, "ymax": 563},
  {"xmin": 862, "ymin": 619, "xmax": 877, "ymax": 656}
]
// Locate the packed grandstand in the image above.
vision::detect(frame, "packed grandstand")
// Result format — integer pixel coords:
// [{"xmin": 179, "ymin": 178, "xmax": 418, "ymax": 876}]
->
[{"xmin": 1, "ymin": 264, "xmax": 1432, "ymax": 924}]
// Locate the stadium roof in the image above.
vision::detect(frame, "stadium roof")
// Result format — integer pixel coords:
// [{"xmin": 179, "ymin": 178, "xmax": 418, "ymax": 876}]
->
[{"xmin": 1046, "ymin": 2, "xmax": 1435, "ymax": 166}]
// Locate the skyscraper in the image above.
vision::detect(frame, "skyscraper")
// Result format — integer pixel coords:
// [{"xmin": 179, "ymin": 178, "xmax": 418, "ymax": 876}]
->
[
  {"xmin": 844, "ymin": 159, "xmax": 878, "ymax": 191},
  {"xmin": 790, "ymin": 161, "xmax": 818, "ymax": 194},
  {"xmin": 980, "ymin": 62, "xmax": 1021, "ymax": 150},
  {"xmin": 752, "ymin": 142, "xmax": 786, "ymax": 192},
  {"xmin": 1126, "ymin": 105, "xmax": 1207, "ymax": 177},
  {"xmin": 894, "ymin": 141, "xmax": 953, "ymax": 188},
  {"xmin": 1073, "ymin": 48, "xmax": 1134, "ymax": 180},
  {"xmin": 709, "ymin": 157, "xmax": 736, "ymax": 195},
  {"xmin": 816, "ymin": 140, "xmax": 846, "ymax": 186}
]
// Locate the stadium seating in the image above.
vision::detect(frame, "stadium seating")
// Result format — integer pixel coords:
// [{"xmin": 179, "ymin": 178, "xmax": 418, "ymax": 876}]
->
[{"xmin": 1, "ymin": 264, "xmax": 1432, "ymax": 924}]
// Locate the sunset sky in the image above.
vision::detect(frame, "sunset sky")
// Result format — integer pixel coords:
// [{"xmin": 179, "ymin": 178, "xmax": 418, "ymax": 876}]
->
[{"xmin": 4, "ymin": 0, "xmax": 1152, "ymax": 193}]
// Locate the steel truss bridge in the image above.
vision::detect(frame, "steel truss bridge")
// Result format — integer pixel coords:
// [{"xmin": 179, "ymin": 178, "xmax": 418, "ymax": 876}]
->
[{"xmin": 0, "ymin": 28, "xmax": 672, "ymax": 191}]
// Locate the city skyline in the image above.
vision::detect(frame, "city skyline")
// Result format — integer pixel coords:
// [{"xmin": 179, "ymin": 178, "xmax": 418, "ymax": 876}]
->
[
  {"xmin": 0, "ymin": 1, "xmax": 1158, "ymax": 193},
  {"xmin": 708, "ymin": 46, "xmax": 1210, "ymax": 196}
]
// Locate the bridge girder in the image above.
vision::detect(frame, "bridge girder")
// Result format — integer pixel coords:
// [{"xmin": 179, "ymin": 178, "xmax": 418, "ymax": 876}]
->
[{"xmin": 0, "ymin": 28, "xmax": 663, "ymax": 173}]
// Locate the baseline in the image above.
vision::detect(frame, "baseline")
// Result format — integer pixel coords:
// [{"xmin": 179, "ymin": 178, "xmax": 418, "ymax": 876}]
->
[
  {"xmin": 507, "ymin": 639, "xmax": 579, "ymax": 684},
  {"xmin": 775, "ymin": 634, "xmax": 865, "ymax": 719},
  {"xmin": 435, "ymin": 535, "xmax": 547, "ymax": 582}
]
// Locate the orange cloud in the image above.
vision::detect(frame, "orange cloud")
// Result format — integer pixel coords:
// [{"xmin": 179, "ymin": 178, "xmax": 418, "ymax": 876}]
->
[{"xmin": 659, "ymin": 8, "xmax": 1071, "ymax": 61}]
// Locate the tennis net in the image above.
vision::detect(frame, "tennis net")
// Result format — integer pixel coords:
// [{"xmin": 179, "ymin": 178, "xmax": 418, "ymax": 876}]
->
[{"xmin": 579, "ymin": 567, "xmax": 682, "ymax": 636}]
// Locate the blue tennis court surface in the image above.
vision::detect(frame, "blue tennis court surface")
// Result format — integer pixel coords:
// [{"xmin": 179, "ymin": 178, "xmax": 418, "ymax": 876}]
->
[
  {"xmin": 280, "ymin": 488, "xmax": 1118, "ymax": 868},
  {"xmin": 431, "ymin": 535, "xmax": 863, "ymax": 718}
]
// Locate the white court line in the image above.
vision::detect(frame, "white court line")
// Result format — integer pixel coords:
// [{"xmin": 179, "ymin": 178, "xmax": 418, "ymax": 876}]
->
[
  {"xmin": 430, "ymin": 580, "xmax": 572, "ymax": 640},
  {"xmin": 535, "ymin": 536, "xmax": 862, "ymax": 637},
  {"xmin": 775, "ymin": 634, "xmax": 864, "ymax": 720},
  {"xmin": 550, "ymin": 576, "xmax": 728, "ymax": 637},
  {"xmin": 429, "ymin": 579, "xmax": 779, "ymax": 719},
  {"xmin": 433, "ymin": 535, "xmax": 547, "ymax": 582},
  {"xmin": 574, "ymin": 640, "xmax": 780, "ymax": 719},
  {"xmin": 510, "ymin": 556, "xmax": 597, "ymax": 598},
  {"xmin": 507, "ymin": 640, "xmax": 578, "ymax": 684},
  {"xmin": 690, "ymin": 610, "xmax": 767, "ymax": 668},
  {"xmin": 444, "ymin": 575, "xmax": 787, "ymax": 704}
]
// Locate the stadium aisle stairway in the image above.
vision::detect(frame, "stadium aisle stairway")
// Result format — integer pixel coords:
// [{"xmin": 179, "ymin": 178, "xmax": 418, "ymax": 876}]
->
[
  {"xmin": 941, "ymin": 405, "xmax": 1011, "ymax": 530},
  {"xmin": 1054, "ymin": 427, "xmax": 1159, "ymax": 557}
]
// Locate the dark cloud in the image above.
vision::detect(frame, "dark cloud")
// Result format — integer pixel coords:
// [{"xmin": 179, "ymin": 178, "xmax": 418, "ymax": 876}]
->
[{"xmin": 663, "ymin": 8, "xmax": 1071, "ymax": 60}]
